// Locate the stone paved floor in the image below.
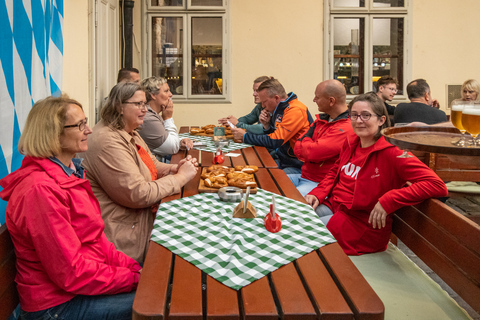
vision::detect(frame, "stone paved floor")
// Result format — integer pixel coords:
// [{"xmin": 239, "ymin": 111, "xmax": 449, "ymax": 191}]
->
[{"xmin": 396, "ymin": 195, "xmax": 480, "ymax": 320}]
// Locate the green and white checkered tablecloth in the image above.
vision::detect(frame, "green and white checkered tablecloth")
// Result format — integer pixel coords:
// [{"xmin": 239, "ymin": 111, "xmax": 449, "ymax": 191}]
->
[
  {"xmin": 151, "ymin": 188, "xmax": 336, "ymax": 290},
  {"xmin": 179, "ymin": 133, "xmax": 252, "ymax": 153}
]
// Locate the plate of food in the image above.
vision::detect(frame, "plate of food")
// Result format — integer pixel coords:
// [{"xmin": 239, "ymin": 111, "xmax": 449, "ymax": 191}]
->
[
  {"xmin": 190, "ymin": 125, "xmax": 233, "ymax": 138},
  {"xmin": 198, "ymin": 165, "xmax": 258, "ymax": 193}
]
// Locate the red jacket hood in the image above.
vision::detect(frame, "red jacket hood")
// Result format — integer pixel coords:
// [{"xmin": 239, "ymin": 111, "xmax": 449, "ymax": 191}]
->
[{"xmin": 0, "ymin": 157, "xmax": 86, "ymax": 202}]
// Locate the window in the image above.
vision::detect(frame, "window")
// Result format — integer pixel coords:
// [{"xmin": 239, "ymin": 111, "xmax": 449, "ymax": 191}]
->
[
  {"xmin": 324, "ymin": 0, "xmax": 410, "ymax": 98},
  {"xmin": 145, "ymin": 0, "xmax": 228, "ymax": 101}
]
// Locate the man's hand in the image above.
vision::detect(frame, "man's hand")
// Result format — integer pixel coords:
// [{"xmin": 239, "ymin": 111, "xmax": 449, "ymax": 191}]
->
[
  {"xmin": 218, "ymin": 117, "xmax": 228, "ymax": 126},
  {"xmin": 305, "ymin": 195, "xmax": 319, "ymax": 210},
  {"xmin": 227, "ymin": 115, "xmax": 239, "ymax": 126},
  {"xmin": 231, "ymin": 127, "xmax": 246, "ymax": 142},
  {"xmin": 368, "ymin": 201, "xmax": 388, "ymax": 229},
  {"xmin": 432, "ymin": 99, "xmax": 440, "ymax": 109},
  {"xmin": 259, "ymin": 109, "xmax": 271, "ymax": 129},
  {"xmin": 162, "ymin": 99, "xmax": 174, "ymax": 120}
]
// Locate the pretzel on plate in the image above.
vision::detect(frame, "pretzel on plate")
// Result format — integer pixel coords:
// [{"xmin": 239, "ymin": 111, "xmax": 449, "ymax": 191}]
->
[
  {"xmin": 234, "ymin": 165, "xmax": 259, "ymax": 174},
  {"xmin": 204, "ymin": 176, "xmax": 228, "ymax": 188},
  {"xmin": 227, "ymin": 178, "xmax": 257, "ymax": 189}
]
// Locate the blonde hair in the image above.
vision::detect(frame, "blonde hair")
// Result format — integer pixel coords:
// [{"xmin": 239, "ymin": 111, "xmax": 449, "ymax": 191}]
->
[
  {"xmin": 141, "ymin": 76, "xmax": 168, "ymax": 103},
  {"xmin": 101, "ymin": 82, "xmax": 144, "ymax": 130},
  {"xmin": 19, "ymin": 95, "xmax": 83, "ymax": 158},
  {"xmin": 461, "ymin": 79, "xmax": 480, "ymax": 100}
]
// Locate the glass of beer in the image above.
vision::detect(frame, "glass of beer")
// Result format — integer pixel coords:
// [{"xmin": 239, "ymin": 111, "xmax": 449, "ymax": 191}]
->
[
  {"xmin": 461, "ymin": 103, "xmax": 480, "ymax": 147},
  {"xmin": 450, "ymin": 100, "xmax": 470, "ymax": 146}
]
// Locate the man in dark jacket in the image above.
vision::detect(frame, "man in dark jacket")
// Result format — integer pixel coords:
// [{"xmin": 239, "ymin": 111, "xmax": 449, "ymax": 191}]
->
[{"xmin": 394, "ymin": 79, "xmax": 447, "ymax": 125}]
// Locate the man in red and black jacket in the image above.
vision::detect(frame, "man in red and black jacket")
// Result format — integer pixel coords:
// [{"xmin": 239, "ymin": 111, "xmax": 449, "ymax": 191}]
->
[{"xmin": 291, "ymin": 79, "xmax": 355, "ymax": 196}]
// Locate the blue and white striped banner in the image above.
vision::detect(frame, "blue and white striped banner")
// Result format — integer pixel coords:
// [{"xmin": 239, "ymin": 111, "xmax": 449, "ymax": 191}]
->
[{"xmin": 0, "ymin": 0, "xmax": 63, "ymax": 224}]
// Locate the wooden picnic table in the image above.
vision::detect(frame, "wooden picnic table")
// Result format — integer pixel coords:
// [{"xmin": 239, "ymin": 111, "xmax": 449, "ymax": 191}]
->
[{"xmin": 132, "ymin": 127, "xmax": 384, "ymax": 320}]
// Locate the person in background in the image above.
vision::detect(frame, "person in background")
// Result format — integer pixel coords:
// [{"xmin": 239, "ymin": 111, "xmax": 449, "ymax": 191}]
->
[
  {"xmin": 0, "ymin": 95, "xmax": 141, "ymax": 320},
  {"xmin": 452, "ymin": 79, "xmax": 480, "ymax": 104},
  {"xmin": 375, "ymin": 75, "xmax": 397, "ymax": 116},
  {"xmin": 218, "ymin": 76, "xmax": 270, "ymax": 134},
  {"xmin": 394, "ymin": 79, "xmax": 447, "ymax": 125},
  {"xmin": 117, "ymin": 67, "xmax": 141, "ymax": 83},
  {"xmin": 82, "ymin": 82, "xmax": 198, "ymax": 262},
  {"xmin": 291, "ymin": 79, "xmax": 355, "ymax": 196},
  {"xmin": 139, "ymin": 76, "xmax": 193, "ymax": 161},
  {"xmin": 231, "ymin": 78, "xmax": 313, "ymax": 170},
  {"xmin": 306, "ymin": 93, "xmax": 447, "ymax": 255}
]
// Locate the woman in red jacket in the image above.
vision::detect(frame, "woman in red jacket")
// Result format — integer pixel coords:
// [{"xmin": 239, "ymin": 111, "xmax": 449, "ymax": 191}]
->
[
  {"xmin": 305, "ymin": 93, "xmax": 448, "ymax": 255},
  {"xmin": 0, "ymin": 96, "xmax": 141, "ymax": 319}
]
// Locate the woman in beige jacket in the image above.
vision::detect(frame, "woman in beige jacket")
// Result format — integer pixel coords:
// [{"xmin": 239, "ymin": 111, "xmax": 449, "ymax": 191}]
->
[{"xmin": 82, "ymin": 82, "xmax": 198, "ymax": 262}]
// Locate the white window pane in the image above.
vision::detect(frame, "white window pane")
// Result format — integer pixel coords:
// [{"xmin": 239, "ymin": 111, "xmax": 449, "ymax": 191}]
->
[
  {"xmin": 191, "ymin": 17, "xmax": 222, "ymax": 95},
  {"xmin": 372, "ymin": 0, "xmax": 405, "ymax": 8},
  {"xmin": 373, "ymin": 18, "xmax": 404, "ymax": 94},
  {"xmin": 151, "ymin": 0, "xmax": 183, "ymax": 7},
  {"xmin": 152, "ymin": 17, "xmax": 184, "ymax": 95},
  {"xmin": 191, "ymin": 0, "xmax": 222, "ymax": 6},
  {"xmin": 334, "ymin": 18, "xmax": 365, "ymax": 94},
  {"xmin": 333, "ymin": 0, "xmax": 365, "ymax": 8}
]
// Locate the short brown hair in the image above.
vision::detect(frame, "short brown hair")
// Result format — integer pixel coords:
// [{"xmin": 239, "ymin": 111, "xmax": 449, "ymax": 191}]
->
[
  {"xmin": 348, "ymin": 93, "xmax": 390, "ymax": 140},
  {"xmin": 253, "ymin": 76, "xmax": 271, "ymax": 84},
  {"xmin": 117, "ymin": 67, "xmax": 140, "ymax": 83},
  {"xmin": 257, "ymin": 78, "xmax": 287, "ymax": 98},
  {"xmin": 19, "ymin": 95, "xmax": 83, "ymax": 158},
  {"xmin": 101, "ymin": 82, "xmax": 144, "ymax": 130},
  {"xmin": 376, "ymin": 75, "xmax": 397, "ymax": 91}
]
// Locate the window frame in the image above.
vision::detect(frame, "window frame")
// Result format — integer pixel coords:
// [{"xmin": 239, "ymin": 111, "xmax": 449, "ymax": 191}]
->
[
  {"xmin": 324, "ymin": 0, "xmax": 411, "ymax": 101},
  {"xmin": 143, "ymin": 0, "xmax": 230, "ymax": 103}
]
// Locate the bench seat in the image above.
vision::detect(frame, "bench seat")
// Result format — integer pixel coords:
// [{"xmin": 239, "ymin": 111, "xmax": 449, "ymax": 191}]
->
[{"xmin": 350, "ymin": 243, "xmax": 472, "ymax": 320}]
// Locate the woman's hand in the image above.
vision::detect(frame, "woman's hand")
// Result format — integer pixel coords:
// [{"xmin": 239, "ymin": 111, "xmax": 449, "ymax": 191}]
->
[
  {"xmin": 368, "ymin": 201, "xmax": 387, "ymax": 229},
  {"xmin": 305, "ymin": 195, "xmax": 319, "ymax": 210},
  {"xmin": 176, "ymin": 158, "xmax": 198, "ymax": 183},
  {"xmin": 162, "ymin": 99, "xmax": 174, "ymax": 120},
  {"xmin": 171, "ymin": 155, "xmax": 198, "ymax": 174},
  {"xmin": 181, "ymin": 138, "xmax": 194, "ymax": 150}
]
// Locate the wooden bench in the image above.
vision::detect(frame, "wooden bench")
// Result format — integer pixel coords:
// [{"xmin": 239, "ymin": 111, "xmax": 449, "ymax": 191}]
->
[
  {"xmin": 0, "ymin": 224, "xmax": 18, "ymax": 320},
  {"xmin": 350, "ymin": 198, "xmax": 480, "ymax": 319}
]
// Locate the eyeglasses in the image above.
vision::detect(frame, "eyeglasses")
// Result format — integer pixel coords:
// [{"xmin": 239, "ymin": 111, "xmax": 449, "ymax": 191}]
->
[
  {"xmin": 124, "ymin": 101, "xmax": 148, "ymax": 109},
  {"xmin": 349, "ymin": 112, "xmax": 378, "ymax": 122},
  {"xmin": 64, "ymin": 118, "xmax": 88, "ymax": 131},
  {"xmin": 385, "ymin": 87, "xmax": 398, "ymax": 93}
]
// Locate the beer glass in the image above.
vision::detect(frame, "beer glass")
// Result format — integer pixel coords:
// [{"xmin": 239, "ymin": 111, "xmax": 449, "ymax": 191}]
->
[
  {"xmin": 450, "ymin": 100, "xmax": 471, "ymax": 146},
  {"xmin": 461, "ymin": 103, "xmax": 480, "ymax": 147}
]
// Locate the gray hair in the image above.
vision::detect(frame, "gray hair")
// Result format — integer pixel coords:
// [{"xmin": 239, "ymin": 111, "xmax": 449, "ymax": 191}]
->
[{"xmin": 141, "ymin": 76, "xmax": 168, "ymax": 102}]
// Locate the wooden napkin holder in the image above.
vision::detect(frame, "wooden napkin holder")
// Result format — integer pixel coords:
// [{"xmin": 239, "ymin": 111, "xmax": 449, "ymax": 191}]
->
[{"xmin": 232, "ymin": 200, "xmax": 257, "ymax": 218}]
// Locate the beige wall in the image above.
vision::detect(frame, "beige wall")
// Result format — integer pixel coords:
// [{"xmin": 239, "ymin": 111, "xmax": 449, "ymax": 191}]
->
[
  {"xmin": 134, "ymin": 0, "xmax": 324, "ymax": 128},
  {"xmin": 63, "ymin": 0, "xmax": 480, "ymax": 125},
  {"xmin": 411, "ymin": 0, "xmax": 480, "ymax": 113},
  {"xmin": 63, "ymin": 1, "xmax": 90, "ymax": 110}
]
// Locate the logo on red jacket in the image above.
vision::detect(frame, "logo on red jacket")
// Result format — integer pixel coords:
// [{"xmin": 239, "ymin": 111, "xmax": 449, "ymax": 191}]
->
[{"xmin": 371, "ymin": 167, "xmax": 380, "ymax": 179}]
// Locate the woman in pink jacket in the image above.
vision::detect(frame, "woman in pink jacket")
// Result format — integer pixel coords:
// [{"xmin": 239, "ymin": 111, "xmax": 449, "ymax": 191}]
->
[
  {"xmin": 305, "ymin": 93, "xmax": 448, "ymax": 255},
  {"xmin": 0, "ymin": 96, "xmax": 141, "ymax": 319}
]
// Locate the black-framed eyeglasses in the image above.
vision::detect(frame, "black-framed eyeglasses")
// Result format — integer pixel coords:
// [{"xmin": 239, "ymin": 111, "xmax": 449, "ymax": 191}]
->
[
  {"xmin": 124, "ymin": 101, "xmax": 147, "ymax": 109},
  {"xmin": 349, "ymin": 112, "xmax": 378, "ymax": 122},
  {"xmin": 64, "ymin": 118, "xmax": 88, "ymax": 131}
]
